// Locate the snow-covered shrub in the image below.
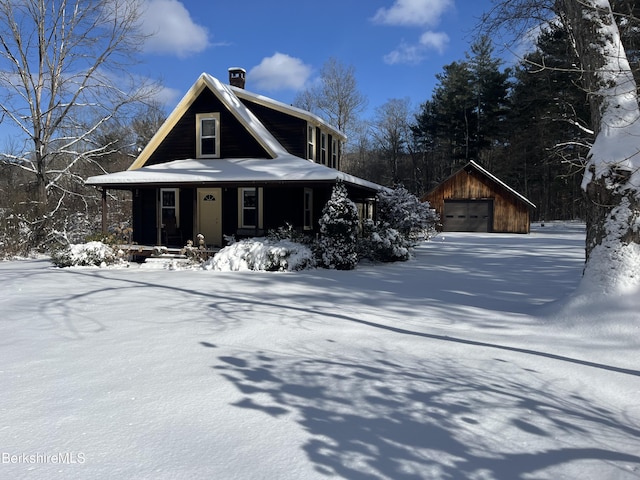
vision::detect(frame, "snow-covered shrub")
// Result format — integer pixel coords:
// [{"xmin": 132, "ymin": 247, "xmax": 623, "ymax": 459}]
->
[
  {"xmin": 50, "ymin": 241, "xmax": 126, "ymax": 268},
  {"xmin": 377, "ymin": 185, "xmax": 439, "ymax": 244},
  {"xmin": 360, "ymin": 219, "xmax": 410, "ymax": 262},
  {"xmin": 267, "ymin": 222, "xmax": 312, "ymax": 245},
  {"xmin": 204, "ymin": 238, "xmax": 315, "ymax": 272},
  {"xmin": 315, "ymin": 182, "xmax": 359, "ymax": 270}
]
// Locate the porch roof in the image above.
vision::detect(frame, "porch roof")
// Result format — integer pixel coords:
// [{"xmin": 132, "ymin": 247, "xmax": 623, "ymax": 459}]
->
[{"xmin": 86, "ymin": 156, "xmax": 387, "ymax": 193}]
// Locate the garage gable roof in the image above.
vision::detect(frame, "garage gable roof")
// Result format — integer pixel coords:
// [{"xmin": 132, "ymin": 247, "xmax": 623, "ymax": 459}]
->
[
  {"xmin": 465, "ymin": 161, "xmax": 535, "ymax": 208},
  {"xmin": 431, "ymin": 160, "xmax": 536, "ymax": 209}
]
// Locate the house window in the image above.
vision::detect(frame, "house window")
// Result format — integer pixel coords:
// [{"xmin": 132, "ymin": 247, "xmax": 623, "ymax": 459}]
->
[
  {"xmin": 241, "ymin": 188, "xmax": 257, "ymax": 228},
  {"xmin": 304, "ymin": 188, "xmax": 313, "ymax": 230},
  {"xmin": 307, "ymin": 124, "xmax": 315, "ymax": 161},
  {"xmin": 160, "ymin": 188, "xmax": 179, "ymax": 226},
  {"xmin": 331, "ymin": 138, "xmax": 338, "ymax": 169},
  {"xmin": 320, "ymin": 132, "xmax": 327, "ymax": 165},
  {"xmin": 196, "ymin": 113, "xmax": 220, "ymax": 158}
]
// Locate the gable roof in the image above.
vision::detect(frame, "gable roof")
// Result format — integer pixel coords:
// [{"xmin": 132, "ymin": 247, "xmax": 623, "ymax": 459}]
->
[
  {"xmin": 431, "ymin": 160, "xmax": 536, "ymax": 209},
  {"xmin": 129, "ymin": 73, "xmax": 295, "ymax": 170},
  {"xmin": 88, "ymin": 72, "xmax": 386, "ymax": 194},
  {"xmin": 231, "ymin": 86, "xmax": 346, "ymax": 142}
]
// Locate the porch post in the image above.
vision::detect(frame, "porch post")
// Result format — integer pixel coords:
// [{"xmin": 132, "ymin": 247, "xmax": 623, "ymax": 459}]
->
[{"xmin": 101, "ymin": 188, "xmax": 108, "ymax": 234}]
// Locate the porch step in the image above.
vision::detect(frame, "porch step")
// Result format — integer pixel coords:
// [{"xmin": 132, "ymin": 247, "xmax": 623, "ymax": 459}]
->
[{"xmin": 141, "ymin": 253, "xmax": 191, "ymax": 269}]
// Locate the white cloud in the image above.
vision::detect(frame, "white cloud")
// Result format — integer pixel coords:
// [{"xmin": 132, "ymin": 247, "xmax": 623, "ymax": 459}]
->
[
  {"xmin": 419, "ymin": 31, "xmax": 449, "ymax": 54},
  {"xmin": 383, "ymin": 31, "xmax": 449, "ymax": 65},
  {"xmin": 139, "ymin": 0, "xmax": 210, "ymax": 57},
  {"xmin": 383, "ymin": 42, "xmax": 425, "ymax": 65},
  {"xmin": 372, "ymin": 0, "xmax": 454, "ymax": 27},
  {"xmin": 248, "ymin": 53, "xmax": 312, "ymax": 92},
  {"xmin": 153, "ymin": 85, "xmax": 182, "ymax": 107},
  {"xmin": 374, "ymin": 0, "xmax": 453, "ymax": 65}
]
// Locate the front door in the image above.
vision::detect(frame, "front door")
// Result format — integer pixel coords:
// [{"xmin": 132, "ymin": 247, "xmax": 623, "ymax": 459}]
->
[{"xmin": 197, "ymin": 188, "xmax": 222, "ymax": 247}]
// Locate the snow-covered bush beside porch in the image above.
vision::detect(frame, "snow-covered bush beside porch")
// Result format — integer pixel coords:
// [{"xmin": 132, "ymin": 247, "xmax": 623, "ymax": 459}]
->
[
  {"xmin": 377, "ymin": 185, "xmax": 439, "ymax": 244},
  {"xmin": 359, "ymin": 219, "xmax": 410, "ymax": 262},
  {"xmin": 204, "ymin": 238, "xmax": 315, "ymax": 272}
]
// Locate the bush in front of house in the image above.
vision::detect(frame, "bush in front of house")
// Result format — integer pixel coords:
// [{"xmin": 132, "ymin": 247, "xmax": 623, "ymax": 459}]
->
[
  {"xmin": 50, "ymin": 241, "xmax": 125, "ymax": 268},
  {"xmin": 377, "ymin": 185, "xmax": 439, "ymax": 244},
  {"xmin": 359, "ymin": 219, "xmax": 411, "ymax": 262},
  {"xmin": 204, "ymin": 237, "xmax": 315, "ymax": 272},
  {"xmin": 315, "ymin": 181, "xmax": 359, "ymax": 270}
]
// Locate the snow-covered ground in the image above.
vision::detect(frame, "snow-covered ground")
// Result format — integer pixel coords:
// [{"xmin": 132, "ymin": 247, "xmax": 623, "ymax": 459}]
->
[{"xmin": 1, "ymin": 222, "xmax": 639, "ymax": 480}]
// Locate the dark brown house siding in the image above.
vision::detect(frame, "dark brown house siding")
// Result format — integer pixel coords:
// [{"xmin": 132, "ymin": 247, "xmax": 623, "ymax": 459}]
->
[
  {"xmin": 145, "ymin": 88, "xmax": 270, "ymax": 166},
  {"xmin": 132, "ymin": 188, "xmax": 158, "ymax": 245},
  {"xmin": 238, "ymin": 99, "xmax": 307, "ymax": 159},
  {"xmin": 423, "ymin": 164, "xmax": 533, "ymax": 234}
]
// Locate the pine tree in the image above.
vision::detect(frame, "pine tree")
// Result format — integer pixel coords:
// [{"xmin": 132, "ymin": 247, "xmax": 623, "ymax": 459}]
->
[
  {"xmin": 316, "ymin": 182, "xmax": 359, "ymax": 270},
  {"xmin": 506, "ymin": 24, "xmax": 590, "ymax": 220}
]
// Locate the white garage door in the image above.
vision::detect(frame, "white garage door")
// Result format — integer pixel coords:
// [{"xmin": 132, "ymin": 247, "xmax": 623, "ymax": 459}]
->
[{"xmin": 443, "ymin": 200, "xmax": 491, "ymax": 232}]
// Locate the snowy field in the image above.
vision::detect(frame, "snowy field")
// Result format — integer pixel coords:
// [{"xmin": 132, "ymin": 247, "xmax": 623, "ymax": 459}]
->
[{"xmin": 1, "ymin": 222, "xmax": 639, "ymax": 480}]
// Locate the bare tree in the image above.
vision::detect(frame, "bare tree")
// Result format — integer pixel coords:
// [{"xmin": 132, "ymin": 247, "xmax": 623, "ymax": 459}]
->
[
  {"xmin": 371, "ymin": 98, "xmax": 413, "ymax": 185},
  {"xmin": 294, "ymin": 57, "xmax": 368, "ymax": 153},
  {"xmin": 0, "ymin": 0, "xmax": 158, "ymax": 243},
  {"xmin": 484, "ymin": 0, "xmax": 640, "ymax": 293}
]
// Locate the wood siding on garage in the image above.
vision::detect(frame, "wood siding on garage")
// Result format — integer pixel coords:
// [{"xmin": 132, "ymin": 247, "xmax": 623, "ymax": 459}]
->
[{"xmin": 424, "ymin": 164, "xmax": 532, "ymax": 234}]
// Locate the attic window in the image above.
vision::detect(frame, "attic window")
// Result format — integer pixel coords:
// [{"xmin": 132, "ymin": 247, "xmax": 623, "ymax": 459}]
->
[{"xmin": 197, "ymin": 113, "xmax": 220, "ymax": 158}]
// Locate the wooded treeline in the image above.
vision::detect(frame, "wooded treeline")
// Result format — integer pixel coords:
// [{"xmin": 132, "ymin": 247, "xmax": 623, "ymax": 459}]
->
[{"xmin": 340, "ymin": 28, "xmax": 594, "ymax": 222}]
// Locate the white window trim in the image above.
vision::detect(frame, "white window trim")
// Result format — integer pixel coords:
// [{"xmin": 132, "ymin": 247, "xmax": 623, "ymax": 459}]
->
[
  {"xmin": 331, "ymin": 138, "xmax": 338, "ymax": 169},
  {"xmin": 196, "ymin": 112, "xmax": 220, "ymax": 158},
  {"xmin": 158, "ymin": 188, "xmax": 180, "ymax": 228},
  {"xmin": 238, "ymin": 187, "xmax": 263, "ymax": 229},
  {"xmin": 320, "ymin": 132, "xmax": 327, "ymax": 165},
  {"xmin": 307, "ymin": 124, "xmax": 316, "ymax": 161}
]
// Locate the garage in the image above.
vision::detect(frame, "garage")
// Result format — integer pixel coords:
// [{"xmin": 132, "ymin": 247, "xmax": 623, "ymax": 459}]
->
[
  {"xmin": 443, "ymin": 200, "xmax": 492, "ymax": 232},
  {"xmin": 422, "ymin": 161, "xmax": 536, "ymax": 234}
]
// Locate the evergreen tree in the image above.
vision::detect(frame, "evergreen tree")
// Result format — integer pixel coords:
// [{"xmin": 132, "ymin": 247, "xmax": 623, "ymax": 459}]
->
[
  {"xmin": 412, "ymin": 37, "xmax": 510, "ymax": 185},
  {"xmin": 316, "ymin": 182, "xmax": 359, "ymax": 270},
  {"xmin": 506, "ymin": 24, "xmax": 591, "ymax": 220},
  {"xmin": 466, "ymin": 36, "xmax": 511, "ymax": 170}
]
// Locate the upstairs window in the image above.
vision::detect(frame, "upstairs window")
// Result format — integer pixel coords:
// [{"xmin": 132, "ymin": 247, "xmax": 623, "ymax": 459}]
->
[
  {"xmin": 320, "ymin": 132, "xmax": 327, "ymax": 165},
  {"xmin": 197, "ymin": 113, "xmax": 220, "ymax": 158},
  {"xmin": 307, "ymin": 124, "xmax": 315, "ymax": 161},
  {"xmin": 331, "ymin": 138, "xmax": 338, "ymax": 169}
]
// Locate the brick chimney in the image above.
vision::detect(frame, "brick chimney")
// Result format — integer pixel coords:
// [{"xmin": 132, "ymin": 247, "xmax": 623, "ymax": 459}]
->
[{"xmin": 228, "ymin": 67, "xmax": 246, "ymax": 89}]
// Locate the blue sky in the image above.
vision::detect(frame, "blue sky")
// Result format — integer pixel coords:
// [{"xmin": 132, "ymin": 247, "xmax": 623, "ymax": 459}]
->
[{"xmin": 136, "ymin": 0, "xmax": 497, "ymax": 119}]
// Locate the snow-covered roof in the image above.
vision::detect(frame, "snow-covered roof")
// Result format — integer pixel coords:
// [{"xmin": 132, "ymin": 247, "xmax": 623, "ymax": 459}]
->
[
  {"xmin": 87, "ymin": 72, "xmax": 381, "ymax": 193},
  {"xmin": 466, "ymin": 160, "xmax": 536, "ymax": 208},
  {"xmin": 86, "ymin": 156, "xmax": 386, "ymax": 192},
  {"xmin": 230, "ymin": 85, "xmax": 346, "ymax": 142}
]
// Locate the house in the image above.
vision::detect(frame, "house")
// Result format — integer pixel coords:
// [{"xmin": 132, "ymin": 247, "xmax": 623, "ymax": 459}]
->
[
  {"xmin": 422, "ymin": 160, "xmax": 536, "ymax": 233},
  {"xmin": 86, "ymin": 69, "xmax": 385, "ymax": 248}
]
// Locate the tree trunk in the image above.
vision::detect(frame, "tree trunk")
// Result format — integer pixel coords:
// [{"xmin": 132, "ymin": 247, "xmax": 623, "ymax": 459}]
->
[{"xmin": 561, "ymin": 0, "xmax": 640, "ymax": 292}]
